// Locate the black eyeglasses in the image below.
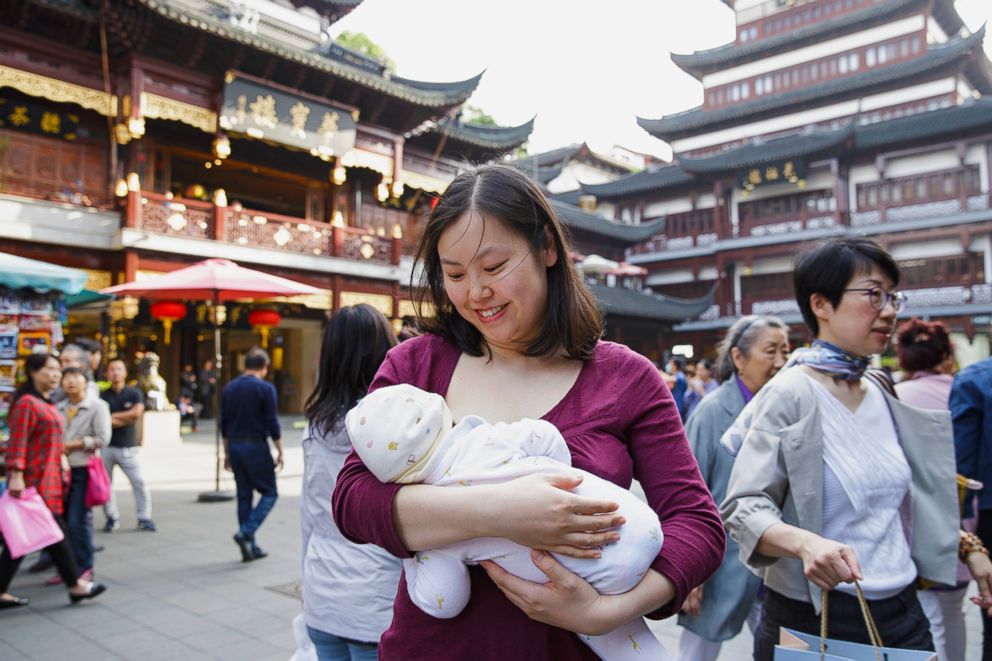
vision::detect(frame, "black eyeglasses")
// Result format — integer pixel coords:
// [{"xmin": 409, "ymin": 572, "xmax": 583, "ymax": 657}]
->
[{"xmin": 844, "ymin": 287, "xmax": 907, "ymax": 313}]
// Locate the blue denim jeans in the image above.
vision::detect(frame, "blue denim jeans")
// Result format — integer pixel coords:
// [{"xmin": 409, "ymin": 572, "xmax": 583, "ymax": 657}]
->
[
  {"xmin": 65, "ymin": 466, "xmax": 93, "ymax": 570},
  {"xmin": 307, "ymin": 626, "xmax": 378, "ymax": 661},
  {"xmin": 228, "ymin": 441, "xmax": 278, "ymax": 540}
]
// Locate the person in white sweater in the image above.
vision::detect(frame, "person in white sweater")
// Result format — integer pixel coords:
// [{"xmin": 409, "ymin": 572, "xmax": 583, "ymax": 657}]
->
[
  {"xmin": 300, "ymin": 305, "xmax": 402, "ymax": 661},
  {"xmin": 347, "ymin": 383, "xmax": 671, "ymax": 661}
]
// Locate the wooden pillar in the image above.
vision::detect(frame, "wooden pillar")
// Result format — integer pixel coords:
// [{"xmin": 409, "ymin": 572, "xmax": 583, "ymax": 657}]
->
[
  {"xmin": 332, "ymin": 274, "xmax": 342, "ymax": 311},
  {"xmin": 831, "ymin": 157, "xmax": 850, "ymax": 226},
  {"xmin": 876, "ymin": 155, "xmax": 888, "ymax": 224},
  {"xmin": 391, "ymin": 282, "xmax": 401, "ymax": 319},
  {"xmin": 123, "ymin": 249, "xmax": 138, "ymax": 283}
]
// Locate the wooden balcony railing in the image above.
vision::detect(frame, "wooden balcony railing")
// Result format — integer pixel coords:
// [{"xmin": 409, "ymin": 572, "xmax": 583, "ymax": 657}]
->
[{"xmin": 127, "ymin": 189, "xmax": 401, "ymax": 265}]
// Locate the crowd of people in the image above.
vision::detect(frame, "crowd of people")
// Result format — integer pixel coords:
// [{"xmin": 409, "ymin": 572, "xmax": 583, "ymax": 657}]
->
[{"xmin": 6, "ymin": 163, "xmax": 992, "ymax": 661}]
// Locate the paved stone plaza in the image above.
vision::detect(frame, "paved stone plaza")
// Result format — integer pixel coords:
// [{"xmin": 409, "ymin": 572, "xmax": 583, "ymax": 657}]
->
[{"xmin": 0, "ymin": 418, "xmax": 983, "ymax": 659}]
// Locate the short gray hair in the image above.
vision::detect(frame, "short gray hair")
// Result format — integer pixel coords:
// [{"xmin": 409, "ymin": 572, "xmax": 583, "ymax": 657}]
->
[
  {"xmin": 714, "ymin": 315, "xmax": 787, "ymax": 383},
  {"xmin": 60, "ymin": 343, "xmax": 89, "ymax": 369}
]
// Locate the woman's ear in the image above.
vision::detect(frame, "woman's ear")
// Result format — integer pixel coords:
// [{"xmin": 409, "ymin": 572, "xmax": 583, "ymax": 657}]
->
[
  {"xmin": 542, "ymin": 226, "xmax": 559, "ymax": 268},
  {"xmin": 809, "ymin": 292, "xmax": 833, "ymax": 324},
  {"xmin": 730, "ymin": 346, "xmax": 745, "ymax": 374}
]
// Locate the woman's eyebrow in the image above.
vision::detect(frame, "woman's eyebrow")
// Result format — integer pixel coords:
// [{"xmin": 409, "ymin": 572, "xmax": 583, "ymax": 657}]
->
[{"xmin": 440, "ymin": 246, "xmax": 505, "ymax": 267}]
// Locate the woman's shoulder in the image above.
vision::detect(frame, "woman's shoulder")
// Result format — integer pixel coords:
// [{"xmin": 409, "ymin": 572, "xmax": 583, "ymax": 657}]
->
[{"xmin": 591, "ymin": 340, "xmax": 658, "ymax": 375}]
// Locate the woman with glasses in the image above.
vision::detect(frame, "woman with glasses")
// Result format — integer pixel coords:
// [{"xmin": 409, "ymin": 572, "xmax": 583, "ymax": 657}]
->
[{"xmin": 721, "ymin": 237, "xmax": 992, "ymax": 660}]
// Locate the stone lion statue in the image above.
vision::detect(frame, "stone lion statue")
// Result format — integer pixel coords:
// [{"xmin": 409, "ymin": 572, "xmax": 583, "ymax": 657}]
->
[{"xmin": 137, "ymin": 352, "xmax": 170, "ymax": 411}]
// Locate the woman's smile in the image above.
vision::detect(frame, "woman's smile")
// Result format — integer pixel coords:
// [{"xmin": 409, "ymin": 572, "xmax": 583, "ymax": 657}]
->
[{"xmin": 476, "ymin": 304, "xmax": 508, "ymax": 322}]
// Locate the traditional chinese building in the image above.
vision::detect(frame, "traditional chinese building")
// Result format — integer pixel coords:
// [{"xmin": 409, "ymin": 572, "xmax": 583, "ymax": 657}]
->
[
  {"xmin": 580, "ymin": 0, "xmax": 992, "ymax": 364},
  {"xmin": 0, "ymin": 0, "xmax": 533, "ymax": 409}
]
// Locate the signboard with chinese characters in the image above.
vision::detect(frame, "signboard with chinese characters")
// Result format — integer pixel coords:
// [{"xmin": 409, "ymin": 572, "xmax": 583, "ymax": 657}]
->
[
  {"xmin": 738, "ymin": 159, "xmax": 808, "ymax": 192},
  {"xmin": 0, "ymin": 98, "xmax": 80, "ymax": 141},
  {"xmin": 219, "ymin": 74, "xmax": 357, "ymax": 159}
]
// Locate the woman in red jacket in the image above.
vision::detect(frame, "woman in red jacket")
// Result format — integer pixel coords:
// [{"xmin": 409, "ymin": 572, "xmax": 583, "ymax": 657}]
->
[{"xmin": 1, "ymin": 353, "xmax": 106, "ymax": 609}]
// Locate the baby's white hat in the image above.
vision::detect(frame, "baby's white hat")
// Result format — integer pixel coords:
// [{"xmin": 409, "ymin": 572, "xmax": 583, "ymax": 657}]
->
[{"xmin": 345, "ymin": 383, "xmax": 452, "ymax": 483}]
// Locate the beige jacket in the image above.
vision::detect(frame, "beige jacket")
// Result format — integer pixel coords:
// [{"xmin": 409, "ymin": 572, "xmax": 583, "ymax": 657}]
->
[
  {"xmin": 720, "ymin": 367, "xmax": 958, "ymax": 611},
  {"xmin": 57, "ymin": 394, "xmax": 112, "ymax": 468}
]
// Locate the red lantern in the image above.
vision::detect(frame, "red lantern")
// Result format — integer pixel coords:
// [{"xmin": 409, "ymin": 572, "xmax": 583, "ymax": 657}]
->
[
  {"xmin": 149, "ymin": 301, "xmax": 186, "ymax": 345},
  {"xmin": 248, "ymin": 308, "xmax": 281, "ymax": 347}
]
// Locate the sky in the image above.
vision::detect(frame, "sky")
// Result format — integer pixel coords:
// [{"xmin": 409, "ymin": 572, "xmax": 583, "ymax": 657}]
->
[{"xmin": 331, "ymin": 0, "xmax": 992, "ymax": 160}]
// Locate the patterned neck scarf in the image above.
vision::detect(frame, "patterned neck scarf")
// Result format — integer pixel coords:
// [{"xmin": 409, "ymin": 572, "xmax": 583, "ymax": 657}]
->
[{"xmin": 788, "ymin": 339, "xmax": 870, "ymax": 382}]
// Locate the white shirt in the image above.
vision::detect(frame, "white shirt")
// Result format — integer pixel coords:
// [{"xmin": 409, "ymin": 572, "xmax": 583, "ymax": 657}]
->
[
  {"xmin": 300, "ymin": 421, "xmax": 402, "ymax": 643},
  {"xmin": 810, "ymin": 377, "xmax": 916, "ymax": 599}
]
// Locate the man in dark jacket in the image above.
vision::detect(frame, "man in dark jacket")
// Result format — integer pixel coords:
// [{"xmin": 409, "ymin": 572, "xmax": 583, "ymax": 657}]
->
[{"xmin": 221, "ymin": 348, "xmax": 283, "ymax": 562}]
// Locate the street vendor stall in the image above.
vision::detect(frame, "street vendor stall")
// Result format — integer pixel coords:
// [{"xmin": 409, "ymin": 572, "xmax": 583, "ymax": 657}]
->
[{"xmin": 0, "ymin": 252, "xmax": 86, "ymax": 446}]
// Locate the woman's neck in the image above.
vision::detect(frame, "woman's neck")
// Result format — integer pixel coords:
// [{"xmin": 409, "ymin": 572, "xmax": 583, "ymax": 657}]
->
[{"xmin": 815, "ymin": 333, "xmax": 868, "ymax": 359}]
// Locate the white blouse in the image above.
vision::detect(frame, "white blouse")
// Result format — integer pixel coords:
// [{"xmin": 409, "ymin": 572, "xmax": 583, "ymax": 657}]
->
[{"xmin": 809, "ymin": 377, "xmax": 916, "ymax": 600}]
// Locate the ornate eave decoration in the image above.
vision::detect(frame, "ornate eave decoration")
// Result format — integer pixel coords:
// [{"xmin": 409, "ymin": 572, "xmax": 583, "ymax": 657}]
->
[
  {"xmin": 0, "ymin": 64, "xmax": 117, "ymax": 116},
  {"xmin": 140, "ymin": 92, "xmax": 217, "ymax": 134},
  {"xmin": 400, "ymin": 169, "xmax": 450, "ymax": 195},
  {"xmin": 339, "ymin": 148, "xmax": 394, "ymax": 178}
]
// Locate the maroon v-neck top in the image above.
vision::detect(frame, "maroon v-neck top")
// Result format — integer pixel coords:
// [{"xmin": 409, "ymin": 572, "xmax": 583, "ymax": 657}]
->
[{"xmin": 333, "ymin": 334, "xmax": 724, "ymax": 660}]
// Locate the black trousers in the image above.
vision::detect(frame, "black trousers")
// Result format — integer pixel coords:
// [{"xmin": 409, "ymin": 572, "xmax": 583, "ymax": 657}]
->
[
  {"xmin": 0, "ymin": 514, "xmax": 80, "ymax": 594},
  {"xmin": 977, "ymin": 510, "xmax": 992, "ymax": 660},
  {"xmin": 753, "ymin": 585, "xmax": 934, "ymax": 661}
]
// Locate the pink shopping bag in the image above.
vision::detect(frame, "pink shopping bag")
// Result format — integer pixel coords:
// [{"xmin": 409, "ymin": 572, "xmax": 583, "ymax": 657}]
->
[
  {"xmin": 85, "ymin": 455, "xmax": 111, "ymax": 508},
  {"xmin": 0, "ymin": 487, "xmax": 65, "ymax": 558}
]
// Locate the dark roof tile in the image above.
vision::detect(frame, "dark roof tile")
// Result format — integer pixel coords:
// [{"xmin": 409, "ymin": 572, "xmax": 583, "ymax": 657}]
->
[
  {"xmin": 588, "ymin": 283, "xmax": 716, "ymax": 322},
  {"xmin": 551, "ymin": 201, "xmax": 663, "ymax": 244}
]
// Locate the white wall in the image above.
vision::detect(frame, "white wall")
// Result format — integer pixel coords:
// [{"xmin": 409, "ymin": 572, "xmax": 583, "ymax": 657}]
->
[
  {"xmin": 749, "ymin": 255, "xmax": 794, "ymax": 274},
  {"xmin": 646, "ymin": 268, "xmax": 696, "ymax": 285},
  {"xmin": 889, "ymin": 238, "xmax": 965, "ymax": 260},
  {"xmin": 704, "ymin": 15, "xmax": 925, "ymax": 87},
  {"xmin": 547, "ymin": 162, "xmax": 621, "ymax": 194},
  {"xmin": 673, "ymin": 78, "xmax": 957, "ymax": 153},
  {"xmin": 645, "ymin": 198, "xmax": 694, "ymax": 218}
]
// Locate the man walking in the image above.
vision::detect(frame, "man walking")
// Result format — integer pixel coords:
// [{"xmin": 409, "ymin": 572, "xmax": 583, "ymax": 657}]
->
[
  {"xmin": 101, "ymin": 359, "xmax": 156, "ymax": 532},
  {"xmin": 951, "ymin": 356, "xmax": 992, "ymax": 658},
  {"xmin": 222, "ymin": 348, "xmax": 282, "ymax": 562}
]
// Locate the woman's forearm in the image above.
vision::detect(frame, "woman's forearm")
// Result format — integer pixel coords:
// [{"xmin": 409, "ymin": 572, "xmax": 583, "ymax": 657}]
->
[
  {"xmin": 755, "ymin": 522, "xmax": 820, "ymax": 559},
  {"xmin": 598, "ymin": 570, "xmax": 675, "ymax": 631},
  {"xmin": 393, "ymin": 483, "xmax": 495, "ymax": 551}
]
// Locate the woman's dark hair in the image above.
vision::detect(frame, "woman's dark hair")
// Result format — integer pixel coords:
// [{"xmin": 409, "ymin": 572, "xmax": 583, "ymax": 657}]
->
[
  {"xmin": 414, "ymin": 164, "xmax": 603, "ymax": 360},
  {"xmin": 304, "ymin": 304, "xmax": 398, "ymax": 436},
  {"xmin": 896, "ymin": 317, "xmax": 953, "ymax": 373},
  {"xmin": 714, "ymin": 314, "xmax": 788, "ymax": 382},
  {"xmin": 12, "ymin": 353, "xmax": 59, "ymax": 406},
  {"xmin": 793, "ymin": 237, "xmax": 900, "ymax": 336}
]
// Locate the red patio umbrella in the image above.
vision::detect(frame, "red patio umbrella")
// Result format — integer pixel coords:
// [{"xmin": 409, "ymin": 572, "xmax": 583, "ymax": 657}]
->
[{"xmin": 101, "ymin": 258, "xmax": 324, "ymax": 501}]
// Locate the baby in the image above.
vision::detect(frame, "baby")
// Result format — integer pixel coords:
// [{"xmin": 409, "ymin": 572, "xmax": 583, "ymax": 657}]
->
[{"xmin": 347, "ymin": 383, "xmax": 673, "ymax": 661}]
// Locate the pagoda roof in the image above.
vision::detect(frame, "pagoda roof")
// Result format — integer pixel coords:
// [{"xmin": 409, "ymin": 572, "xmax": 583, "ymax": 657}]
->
[
  {"xmin": 592, "ymin": 96, "xmax": 992, "ymax": 199},
  {"xmin": 672, "ymin": 0, "xmax": 932, "ymax": 78},
  {"xmin": 550, "ymin": 201, "xmax": 663, "ymax": 245},
  {"xmin": 855, "ymin": 96, "xmax": 992, "ymax": 149},
  {"xmin": 643, "ymin": 29, "xmax": 990, "ymax": 142},
  {"xmin": 678, "ymin": 123, "xmax": 855, "ymax": 173},
  {"xmin": 406, "ymin": 116, "xmax": 535, "ymax": 163},
  {"xmin": 580, "ymin": 165, "xmax": 694, "ymax": 198},
  {"xmin": 588, "ymin": 283, "xmax": 716, "ymax": 322},
  {"xmin": 513, "ymin": 143, "xmax": 635, "ymax": 176}
]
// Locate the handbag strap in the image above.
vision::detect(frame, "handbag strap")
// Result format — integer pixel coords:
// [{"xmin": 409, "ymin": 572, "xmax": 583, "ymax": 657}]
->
[{"xmin": 818, "ymin": 581, "xmax": 884, "ymax": 661}]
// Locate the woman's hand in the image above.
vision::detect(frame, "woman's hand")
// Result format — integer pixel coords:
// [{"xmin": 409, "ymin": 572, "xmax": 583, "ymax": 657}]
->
[
  {"xmin": 481, "ymin": 551, "xmax": 614, "ymax": 635},
  {"xmin": 681, "ymin": 585, "xmax": 704, "ymax": 617},
  {"xmin": 799, "ymin": 536, "xmax": 863, "ymax": 591},
  {"xmin": 965, "ymin": 550, "xmax": 992, "ymax": 616},
  {"xmin": 487, "ymin": 473, "xmax": 624, "ymax": 559},
  {"xmin": 6, "ymin": 470, "xmax": 25, "ymax": 497}
]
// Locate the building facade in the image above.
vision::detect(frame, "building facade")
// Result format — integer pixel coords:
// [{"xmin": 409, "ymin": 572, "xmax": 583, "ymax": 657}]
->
[
  {"xmin": 0, "ymin": 0, "xmax": 534, "ymax": 409},
  {"xmin": 581, "ymin": 0, "xmax": 992, "ymax": 363}
]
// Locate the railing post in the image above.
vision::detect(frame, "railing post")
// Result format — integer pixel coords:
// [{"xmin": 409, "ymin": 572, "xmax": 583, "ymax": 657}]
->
[
  {"xmin": 332, "ymin": 226, "xmax": 343, "ymax": 257},
  {"xmin": 212, "ymin": 189, "xmax": 227, "ymax": 242},
  {"xmin": 125, "ymin": 173, "xmax": 141, "ymax": 228},
  {"xmin": 390, "ymin": 237, "xmax": 401, "ymax": 265}
]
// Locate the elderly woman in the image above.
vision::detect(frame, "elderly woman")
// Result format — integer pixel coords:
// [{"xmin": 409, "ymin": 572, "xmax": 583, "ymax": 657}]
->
[
  {"xmin": 722, "ymin": 238, "xmax": 992, "ymax": 660},
  {"xmin": 332, "ymin": 164, "xmax": 724, "ymax": 660},
  {"xmin": 678, "ymin": 315, "xmax": 789, "ymax": 660}
]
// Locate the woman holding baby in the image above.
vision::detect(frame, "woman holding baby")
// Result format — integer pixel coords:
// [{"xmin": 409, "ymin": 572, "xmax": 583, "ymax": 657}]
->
[{"xmin": 332, "ymin": 164, "xmax": 724, "ymax": 659}]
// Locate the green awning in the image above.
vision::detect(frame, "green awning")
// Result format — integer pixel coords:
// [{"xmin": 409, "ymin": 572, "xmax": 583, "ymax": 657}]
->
[{"xmin": 0, "ymin": 252, "xmax": 87, "ymax": 294}]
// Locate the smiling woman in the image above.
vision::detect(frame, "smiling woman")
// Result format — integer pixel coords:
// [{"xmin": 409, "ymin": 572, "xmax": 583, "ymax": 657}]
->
[{"xmin": 331, "ymin": 164, "xmax": 725, "ymax": 660}]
